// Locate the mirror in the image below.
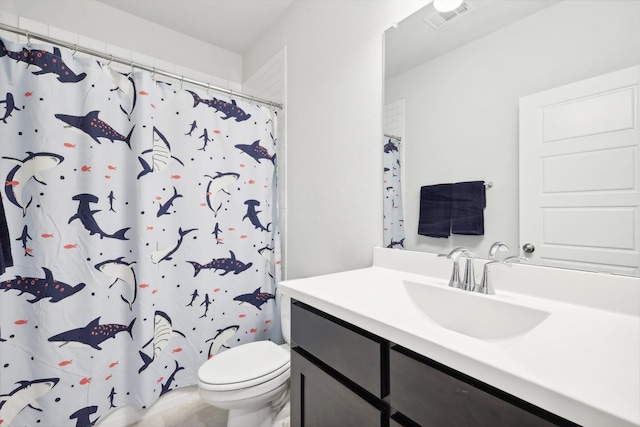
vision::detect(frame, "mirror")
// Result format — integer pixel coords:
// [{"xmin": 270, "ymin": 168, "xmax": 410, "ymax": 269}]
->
[{"xmin": 384, "ymin": 0, "xmax": 640, "ymax": 276}]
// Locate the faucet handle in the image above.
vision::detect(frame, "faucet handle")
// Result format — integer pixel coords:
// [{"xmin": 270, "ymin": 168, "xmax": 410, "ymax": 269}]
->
[
  {"xmin": 473, "ymin": 260, "xmax": 512, "ymax": 295},
  {"xmin": 438, "ymin": 247, "xmax": 468, "ymax": 260},
  {"xmin": 438, "ymin": 247, "xmax": 469, "ymax": 289},
  {"xmin": 488, "ymin": 242, "xmax": 510, "ymax": 259},
  {"xmin": 504, "ymin": 255, "xmax": 527, "ymax": 264}
]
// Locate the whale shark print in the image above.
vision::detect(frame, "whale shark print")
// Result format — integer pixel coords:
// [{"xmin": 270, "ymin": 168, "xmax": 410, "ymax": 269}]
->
[{"xmin": 0, "ymin": 36, "xmax": 280, "ymax": 426}]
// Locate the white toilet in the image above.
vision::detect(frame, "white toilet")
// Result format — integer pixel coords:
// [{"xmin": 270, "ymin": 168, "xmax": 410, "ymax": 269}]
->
[{"xmin": 197, "ymin": 294, "xmax": 291, "ymax": 427}]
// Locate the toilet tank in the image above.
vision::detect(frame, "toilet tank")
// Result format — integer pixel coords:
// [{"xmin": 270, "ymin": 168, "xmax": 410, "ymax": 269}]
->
[{"xmin": 278, "ymin": 290, "xmax": 291, "ymax": 343}]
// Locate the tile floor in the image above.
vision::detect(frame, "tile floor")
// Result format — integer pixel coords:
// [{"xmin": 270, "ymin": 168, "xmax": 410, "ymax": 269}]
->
[{"xmin": 132, "ymin": 400, "xmax": 228, "ymax": 427}]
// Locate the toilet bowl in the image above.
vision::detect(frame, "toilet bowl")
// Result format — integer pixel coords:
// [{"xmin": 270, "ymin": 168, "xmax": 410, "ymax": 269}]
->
[{"xmin": 197, "ymin": 293, "xmax": 291, "ymax": 427}]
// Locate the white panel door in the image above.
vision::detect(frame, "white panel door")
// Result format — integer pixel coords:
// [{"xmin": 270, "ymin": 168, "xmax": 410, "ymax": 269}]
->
[{"xmin": 519, "ymin": 65, "xmax": 640, "ymax": 275}]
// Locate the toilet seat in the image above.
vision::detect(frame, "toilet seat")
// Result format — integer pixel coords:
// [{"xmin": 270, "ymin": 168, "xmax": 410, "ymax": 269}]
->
[{"xmin": 198, "ymin": 340, "xmax": 290, "ymax": 391}]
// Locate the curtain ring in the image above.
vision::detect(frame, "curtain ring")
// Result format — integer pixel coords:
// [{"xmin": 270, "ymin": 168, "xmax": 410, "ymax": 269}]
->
[
  {"xmin": 180, "ymin": 76, "xmax": 184, "ymax": 89},
  {"xmin": 25, "ymin": 31, "xmax": 31, "ymax": 47},
  {"xmin": 151, "ymin": 67, "xmax": 156, "ymax": 79},
  {"xmin": 205, "ymin": 83, "xmax": 211, "ymax": 95},
  {"xmin": 107, "ymin": 54, "xmax": 113, "ymax": 66},
  {"xmin": 72, "ymin": 44, "xmax": 79, "ymax": 57},
  {"xmin": 129, "ymin": 61, "xmax": 134, "ymax": 75}
]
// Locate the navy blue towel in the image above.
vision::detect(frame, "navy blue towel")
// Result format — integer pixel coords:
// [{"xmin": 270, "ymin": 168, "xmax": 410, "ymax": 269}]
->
[
  {"xmin": 418, "ymin": 184, "xmax": 453, "ymax": 238},
  {"xmin": 451, "ymin": 181, "xmax": 485, "ymax": 235}
]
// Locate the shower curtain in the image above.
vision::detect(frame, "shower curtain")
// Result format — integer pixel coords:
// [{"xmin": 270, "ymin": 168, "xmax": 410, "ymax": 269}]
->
[
  {"xmin": 0, "ymin": 36, "xmax": 280, "ymax": 427},
  {"xmin": 383, "ymin": 136, "xmax": 405, "ymax": 249}
]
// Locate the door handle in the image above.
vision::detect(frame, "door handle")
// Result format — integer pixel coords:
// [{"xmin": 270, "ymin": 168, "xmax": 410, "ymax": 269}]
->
[{"xmin": 522, "ymin": 243, "xmax": 535, "ymax": 253}]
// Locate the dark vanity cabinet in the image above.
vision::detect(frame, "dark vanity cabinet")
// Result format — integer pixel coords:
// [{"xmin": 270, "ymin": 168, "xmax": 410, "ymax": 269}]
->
[
  {"xmin": 290, "ymin": 300, "xmax": 577, "ymax": 427},
  {"xmin": 290, "ymin": 301, "xmax": 388, "ymax": 427}
]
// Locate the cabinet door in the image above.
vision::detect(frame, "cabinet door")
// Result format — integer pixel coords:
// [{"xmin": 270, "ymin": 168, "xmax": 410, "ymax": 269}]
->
[
  {"xmin": 291, "ymin": 301, "xmax": 387, "ymax": 398},
  {"xmin": 291, "ymin": 349, "xmax": 385, "ymax": 427},
  {"xmin": 390, "ymin": 347, "xmax": 567, "ymax": 427}
]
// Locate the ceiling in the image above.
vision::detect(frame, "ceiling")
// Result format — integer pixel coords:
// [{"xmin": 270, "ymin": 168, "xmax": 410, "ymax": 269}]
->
[
  {"xmin": 385, "ymin": 0, "xmax": 559, "ymax": 79},
  {"xmin": 95, "ymin": 0, "xmax": 295, "ymax": 54}
]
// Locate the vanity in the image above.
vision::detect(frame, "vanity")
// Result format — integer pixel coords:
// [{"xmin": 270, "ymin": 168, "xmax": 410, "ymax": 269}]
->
[{"xmin": 279, "ymin": 247, "xmax": 640, "ymax": 427}]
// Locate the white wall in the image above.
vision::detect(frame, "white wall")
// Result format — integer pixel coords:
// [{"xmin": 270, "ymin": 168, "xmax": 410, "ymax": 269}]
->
[
  {"xmin": 0, "ymin": 0, "xmax": 242, "ymax": 86},
  {"xmin": 245, "ymin": 0, "xmax": 427, "ymax": 279},
  {"xmin": 385, "ymin": 0, "xmax": 640, "ymax": 258}
]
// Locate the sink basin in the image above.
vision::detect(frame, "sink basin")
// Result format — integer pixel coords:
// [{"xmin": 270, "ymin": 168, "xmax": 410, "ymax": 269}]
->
[{"xmin": 402, "ymin": 280, "xmax": 550, "ymax": 341}]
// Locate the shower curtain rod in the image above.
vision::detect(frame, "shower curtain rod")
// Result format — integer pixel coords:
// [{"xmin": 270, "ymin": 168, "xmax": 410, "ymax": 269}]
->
[
  {"xmin": 0, "ymin": 23, "xmax": 283, "ymax": 110},
  {"xmin": 384, "ymin": 133, "xmax": 402, "ymax": 141}
]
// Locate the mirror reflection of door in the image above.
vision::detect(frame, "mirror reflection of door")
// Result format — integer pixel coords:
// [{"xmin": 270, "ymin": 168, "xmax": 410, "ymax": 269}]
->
[{"xmin": 519, "ymin": 65, "xmax": 640, "ymax": 275}]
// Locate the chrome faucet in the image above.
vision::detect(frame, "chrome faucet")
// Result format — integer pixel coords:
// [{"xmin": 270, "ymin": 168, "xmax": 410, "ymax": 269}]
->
[
  {"xmin": 488, "ymin": 241, "xmax": 510, "ymax": 260},
  {"xmin": 473, "ymin": 256, "xmax": 527, "ymax": 295},
  {"xmin": 460, "ymin": 251, "xmax": 478, "ymax": 291},
  {"xmin": 438, "ymin": 247, "xmax": 468, "ymax": 289}
]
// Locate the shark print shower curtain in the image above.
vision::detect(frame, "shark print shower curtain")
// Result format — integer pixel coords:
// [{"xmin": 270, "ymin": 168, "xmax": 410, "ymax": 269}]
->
[
  {"xmin": 0, "ymin": 37, "xmax": 280, "ymax": 426},
  {"xmin": 383, "ymin": 136, "xmax": 404, "ymax": 249}
]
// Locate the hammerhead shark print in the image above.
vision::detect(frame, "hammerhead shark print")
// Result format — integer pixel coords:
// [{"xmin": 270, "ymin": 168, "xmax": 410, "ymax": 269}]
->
[
  {"xmin": 0, "ymin": 40, "xmax": 86, "ymax": 83},
  {"xmin": 0, "ymin": 378, "xmax": 59, "ymax": 426},
  {"xmin": 0, "ymin": 267, "xmax": 85, "ymax": 303},
  {"xmin": 233, "ymin": 287, "xmax": 275, "ymax": 310},
  {"xmin": 187, "ymin": 251, "xmax": 253, "ymax": 277},
  {"xmin": 48, "ymin": 317, "xmax": 136, "ymax": 350},
  {"xmin": 69, "ymin": 405, "xmax": 99, "ymax": 427},
  {"xmin": 3, "ymin": 151, "xmax": 65, "ymax": 216},
  {"xmin": 68, "ymin": 193, "xmax": 130, "ymax": 240},
  {"xmin": 243, "ymin": 199, "xmax": 271, "ymax": 232},
  {"xmin": 55, "ymin": 111, "xmax": 135, "ymax": 148},
  {"xmin": 186, "ymin": 90, "xmax": 251, "ymax": 122},
  {"xmin": 0, "ymin": 92, "xmax": 21, "ymax": 123}
]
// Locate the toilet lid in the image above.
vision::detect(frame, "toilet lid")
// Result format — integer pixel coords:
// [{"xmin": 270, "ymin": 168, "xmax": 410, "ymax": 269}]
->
[{"xmin": 199, "ymin": 340, "xmax": 289, "ymax": 389}]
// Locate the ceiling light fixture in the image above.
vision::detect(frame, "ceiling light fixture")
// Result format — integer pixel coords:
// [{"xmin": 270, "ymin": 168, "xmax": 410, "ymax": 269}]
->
[{"xmin": 433, "ymin": 0, "xmax": 464, "ymax": 13}]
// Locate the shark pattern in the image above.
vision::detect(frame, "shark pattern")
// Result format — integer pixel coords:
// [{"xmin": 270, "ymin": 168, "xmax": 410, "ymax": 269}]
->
[
  {"xmin": 2, "ymin": 151, "xmax": 65, "ymax": 216},
  {"xmin": 48, "ymin": 317, "xmax": 136, "ymax": 350},
  {"xmin": 151, "ymin": 227, "xmax": 196, "ymax": 264},
  {"xmin": 69, "ymin": 405, "xmax": 99, "ymax": 427},
  {"xmin": 55, "ymin": 111, "xmax": 135, "ymax": 148},
  {"xmin": 15, "ymin": 225, "xmax": 33, "ymax": 257},
  {"xmin": 0, "ymin": 378, "xmax": 59, "ymax": 426},
  {"xmin": 156, "ymin": 186, "xmax": 183, "ymax": 217},
  {"xmin": 138, "ymin": 311, "xmax": 186, "ymax": 373},
  {"xmin": 235, "ymin": 140, "xmax": 275, "ymax": 164},
  {"xmin": 243, "ymin": 199, "xmax": 271, "ymax": 232},
  {"xmin": 206, "ymin": 325, "xmax": 239, "ymax": 358},
  {"xmin": 159, "ymin": 361, "xmax": 184, "ymax": 397},
  {"xmin": 205, "ymin": 172, "xmax": 240, "ymax": 213},
  {"xmin": 0, "ymin": 39, "xmax": 86, "ymax": 82},
  {"xmin": 0, "ymin": 267, "xmax": 86, "ymax": 303},
  {"xmin": 187, "ymin": 251, "xmax": 253, "ymax": 277},
  {"xmin": 187, "ymin": 90, "xmax": 251, "ymax": 122},
  {"xmin": 0, "ymin": 92, "xmax": 21, "ymax": 123},
  {"xmin": 94, "ymin": 257, "xmax": 137, "ymax": 309},
  {"xmin": 233, "ymin": 288, "xmax": 275, "ymax": 310},
  {"xmin": 69, "ymin": 193, "xmax": 130, "ymax": 240},
  {"xmin": 137, "ymin": 127, "xmax": 184, "ymax": 178}
]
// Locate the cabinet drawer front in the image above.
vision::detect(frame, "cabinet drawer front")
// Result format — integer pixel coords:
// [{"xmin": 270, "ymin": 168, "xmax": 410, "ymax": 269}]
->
[
  {"xmin": 291, "ymin": 349, "xmax": 384, "ymax": 427},
  {"xmin": 390, "ymin": 348, "xmax": 558, "ymax": 427},
  {"xmin": 292, "ymin": 301, "xmax": 386, "ymax": 397}
]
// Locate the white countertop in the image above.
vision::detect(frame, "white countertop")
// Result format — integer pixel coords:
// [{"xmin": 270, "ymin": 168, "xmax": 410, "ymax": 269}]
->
[{"xmin": 279, "ymin": 247, "xmax": 640, "ymax": 427}]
